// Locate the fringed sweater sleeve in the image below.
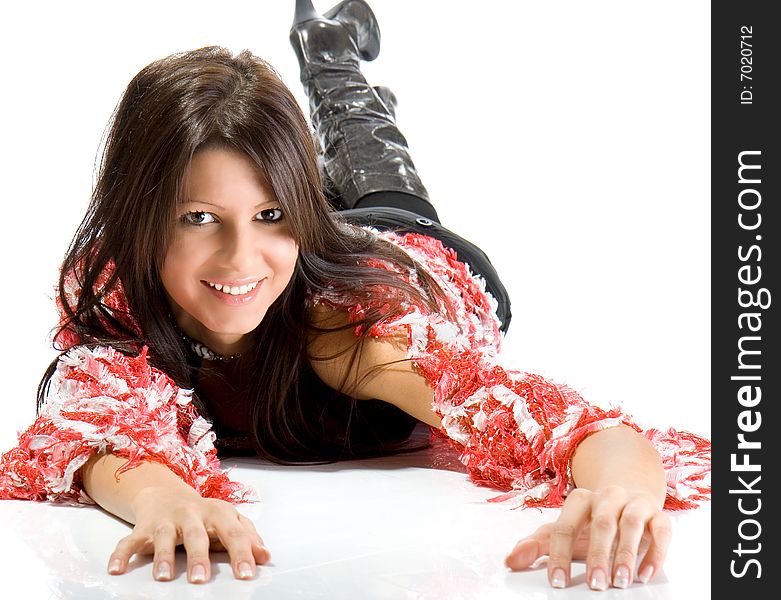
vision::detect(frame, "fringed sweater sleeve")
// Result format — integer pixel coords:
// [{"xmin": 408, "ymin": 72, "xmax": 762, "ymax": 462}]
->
[
  {"xmin": 1, "ymin": 258, "xmax": 257, "ymax": 506},
  {"xmin": 0, "ymin": 344, "xmax": 258, "ymax": 506},
  {"xmin": 311, "ymin": 229, "xmax": 711, "ymax": 511}
]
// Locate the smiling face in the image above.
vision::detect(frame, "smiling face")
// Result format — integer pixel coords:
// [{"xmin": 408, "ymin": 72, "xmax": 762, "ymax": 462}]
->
[{"xmin": 161, "ymin": 146, "xmax": 299, "ymax": 356}]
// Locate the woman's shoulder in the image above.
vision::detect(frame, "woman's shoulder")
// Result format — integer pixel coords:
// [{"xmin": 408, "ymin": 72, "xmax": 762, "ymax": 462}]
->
[
  {"xmin": 305, "ymin": 225, "xmax": 502, "ymax": 351},
  {"xmin": 354, "ymin": 226, "xmax": 455, "ymax": 276},
  {"xmin": 367, "ymin": 228, "xmax": 500, "ymax": 317},
  {"xmin": 54, "ymin": 257, "xmax": 144, "ymax": 350}
]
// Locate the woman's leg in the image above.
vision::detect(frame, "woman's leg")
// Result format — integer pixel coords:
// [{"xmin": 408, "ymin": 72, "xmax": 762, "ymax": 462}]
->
[
  {"xmin": 289, "ymin": 0, "xmax": 511, "ymax": 333},
  {"xmin": 289, "ymin": 0, "xmax": 437, "ymax": 220}
]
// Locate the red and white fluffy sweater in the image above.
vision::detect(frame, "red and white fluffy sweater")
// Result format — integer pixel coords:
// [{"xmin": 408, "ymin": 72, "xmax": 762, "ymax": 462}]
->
[{"xmin": 0, "ymin": 230, "xmax": 711, "ymax": 510}]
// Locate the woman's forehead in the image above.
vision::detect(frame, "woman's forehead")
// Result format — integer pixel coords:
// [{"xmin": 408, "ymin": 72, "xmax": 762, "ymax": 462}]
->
[{"xmin": 179, "ymin": 147, "xmax": 274, "ymax": 202}]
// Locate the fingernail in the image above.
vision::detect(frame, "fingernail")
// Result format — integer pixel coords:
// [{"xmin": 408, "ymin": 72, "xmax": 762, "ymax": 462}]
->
[
  {"xmin": 638, "ymin": 565, "xmax": 654, "ymax": 584},
  {"xmin": 551, "ymin": 568, "xmax": 567, "ymax": 589},
  {"xmin": 238, "ymin": 561, "xmax": 253, "ymax": 579},
  {"xmin": 613, "ymin": 565, "xmax": 630, "ymax": 588},
  {"xmin": 108, "ymin": 558, "xmax": 122, "ymax": 574},
  {"xmin": 190, "ymin": 564, "xmax": 207, "ymax": 583},
  {"xmin": 155, "ymin": 561, "xmax": 171, "ymax": 580},
  {"xmin": 589, "ymin": 568, "xmax": 608, "ymax": 591}
]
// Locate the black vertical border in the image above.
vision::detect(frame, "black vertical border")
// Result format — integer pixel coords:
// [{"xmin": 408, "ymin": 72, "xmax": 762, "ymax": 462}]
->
[{"xmin": 712, "ymin": 1, "xmax": 779, "ymax": 595}]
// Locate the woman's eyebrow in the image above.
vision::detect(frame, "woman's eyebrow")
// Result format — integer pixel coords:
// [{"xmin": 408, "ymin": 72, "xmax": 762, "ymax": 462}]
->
[{"xmin": 181, "ymin": 200, "xmax": 278, "ymax": 210}]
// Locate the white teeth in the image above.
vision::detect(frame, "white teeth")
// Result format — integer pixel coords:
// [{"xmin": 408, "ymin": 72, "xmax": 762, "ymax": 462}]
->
[{"xmin": 207, "ymin": 280, "xmax": 259, "ymax": 295}]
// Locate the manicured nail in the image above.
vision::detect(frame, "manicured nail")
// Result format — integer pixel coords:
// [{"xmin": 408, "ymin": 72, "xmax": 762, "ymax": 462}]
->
[
  {"xmin": 190, "ymin": 564, "xmax": 207, "ymax": 583},
  {"xmin": 238, "ymin": 561, "xmax": 253, "ymax": 579},
  {"xmin": 613, "ymin": 565, "xmax": 630, "ymax": 589},
  {"xmin": 637, "ymin": 565, "xmax": 654, "ymax": 584},
  {"xmin": 589, "ymin": 568, "xmax": 608, "ymax": 591},
  {"xmin": 155, "ymin": 561, "xmax": 171, "ymax": 580},
  {"xmin": 551, "ymin": 568, "xmax": 567, "ymax": 588},
  {"xmin": 108, "ymin": 558, "xmax": 122, "ymax": 574}
]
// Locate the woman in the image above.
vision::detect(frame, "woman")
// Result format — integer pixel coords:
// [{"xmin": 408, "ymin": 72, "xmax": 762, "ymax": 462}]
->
[{"xmin": 0, "ymin": 0, "xmax": 710, "ymax": 591}]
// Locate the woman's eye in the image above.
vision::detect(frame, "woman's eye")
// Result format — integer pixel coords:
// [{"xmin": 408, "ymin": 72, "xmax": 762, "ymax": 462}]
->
[
  {"xmin": 257, "ymin": 208, "xmax": 283, "ymax": 222},
  {"xmin": 181, "ymin": 211, "xmax": 215, "ymax": 226}
]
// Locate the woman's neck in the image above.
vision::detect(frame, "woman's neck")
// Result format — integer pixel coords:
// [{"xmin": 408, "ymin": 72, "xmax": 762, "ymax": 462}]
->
[{"xmin": 167, "ymin": 305, "xmax": 252, "ymax": 358}]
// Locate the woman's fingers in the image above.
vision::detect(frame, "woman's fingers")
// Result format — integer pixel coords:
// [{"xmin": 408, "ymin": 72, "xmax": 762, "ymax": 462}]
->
[
  {"xmin": 635, "ymin": 512, "xmax": 672, "ymax": 584},
  {"xmin": 609, "ymin": 500, "xmax": 654, "ymax": 588},
  {"xmin": 181, "ymin": 520, "xmax": 212, "ymax": 583},
  {"xmin": 106, "ymin": 492, "xmax": 267, "ymax": 583},
  {"xmin": 151, "ymin": 522, "xmax": 178, "ymax": 581},
  {"xmin": 108, "ymin": 530, "xmax": 154, "ymax": 575},
  {"xmin": 108, "ymin": 533, "xmax": 140, "ymax": 575},
  {"xmin": 507, "ymin": 489, "xmax": 670, "ymax": 590},
  {"xmin": 584, "ymin": 486, "xmax": 626, "ymax": 590},
  {"xmin": 607, "ymin": 495, "xmax": 669, "ymax": 589},
  {"xmin": 210, "ymin": 517, "xmax": 260, "ymax": 579},
  {"xmin": 505, "ymin": 519, "xmax": 593, "ymax": 572},
  {"xmin": 546, "ymin": 488, "xmax": 592, "ymax": 588},
  {"xmin": 201, "ymin": 502, "xmax": 270, "ymax": 580},
  {"xmin": 504, "ymin": 536, "xmax": 543, "ymax": 570},
  {"xmin": 238, "ymin": 514, "xmax": 266, "ymax": 547},
  {"xmin": 238, "ymin": 514, "xmax": 272, "ymax": 564}
]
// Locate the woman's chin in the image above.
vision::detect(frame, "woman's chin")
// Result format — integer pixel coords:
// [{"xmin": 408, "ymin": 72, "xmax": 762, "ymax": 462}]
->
[{"xmin": 200, "ymin": 320, "xmax": 264, "ymax": 347}]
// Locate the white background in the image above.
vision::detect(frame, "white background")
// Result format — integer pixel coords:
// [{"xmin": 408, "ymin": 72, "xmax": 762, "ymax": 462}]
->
[{"xmin": 0, "ymin": 1, "xmax": 710, "ymax": 459}]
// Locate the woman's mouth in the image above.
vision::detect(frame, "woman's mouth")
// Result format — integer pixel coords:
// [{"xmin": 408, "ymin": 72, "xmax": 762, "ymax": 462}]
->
[
  {"xmin": 201, "ymin": 279, "xmax": 264, "ymax": 305},
  {"xmin": 206, "ymin": 280, "xmax": 260, "ymax": 295}
]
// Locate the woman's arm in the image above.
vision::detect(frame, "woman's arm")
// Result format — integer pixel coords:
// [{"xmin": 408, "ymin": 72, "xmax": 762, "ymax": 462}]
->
[
  {"xmin": 307, "ymin": 304, "xmax": 678, "ymax": 590},
  {"xmin": 0, "ymin": 344, "xmax": 266, "ymax": 583},
  {"xmin": 307, "ymin": 304, "xmax": 441, "ymax": 428}
]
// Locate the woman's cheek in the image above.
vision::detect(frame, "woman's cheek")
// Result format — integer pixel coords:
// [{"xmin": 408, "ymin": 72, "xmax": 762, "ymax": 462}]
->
[{"xmin": 268, "ymin": 233, "xmax": 298, "ymax": 275}]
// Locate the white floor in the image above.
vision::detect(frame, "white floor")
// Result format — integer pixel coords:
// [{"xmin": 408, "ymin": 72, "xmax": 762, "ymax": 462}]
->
[{"xmin": 1, "ymin": 426, "xmax": 710, "ymax": 599}]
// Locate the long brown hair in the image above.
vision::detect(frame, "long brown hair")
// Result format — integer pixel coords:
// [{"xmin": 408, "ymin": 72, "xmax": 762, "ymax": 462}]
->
[{"xmin": 38, "ymin": 46, "xmax": 449, "ymax": 462}]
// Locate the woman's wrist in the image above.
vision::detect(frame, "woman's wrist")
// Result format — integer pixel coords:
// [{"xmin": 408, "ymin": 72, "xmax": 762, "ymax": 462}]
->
[{"xmin": 83, "ymin": 452, "xmax": 201, "ymax": 524}]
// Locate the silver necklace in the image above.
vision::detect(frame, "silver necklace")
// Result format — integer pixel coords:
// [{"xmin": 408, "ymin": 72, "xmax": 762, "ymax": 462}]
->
[{"xmin": 187, "ymin": 339, "xmax": 243, "ymax": 362}]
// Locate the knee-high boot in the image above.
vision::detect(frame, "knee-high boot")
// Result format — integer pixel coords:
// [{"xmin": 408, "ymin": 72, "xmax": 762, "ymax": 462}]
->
[{"xmin": 289, "ymin": 0, "xmax": 439, "ymax": 222}]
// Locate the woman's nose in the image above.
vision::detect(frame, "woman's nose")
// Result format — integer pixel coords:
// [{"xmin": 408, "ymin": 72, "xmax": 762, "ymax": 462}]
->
[{"xmin": 220, "ymin": 225, "xmax": 262, "ymax": 272}]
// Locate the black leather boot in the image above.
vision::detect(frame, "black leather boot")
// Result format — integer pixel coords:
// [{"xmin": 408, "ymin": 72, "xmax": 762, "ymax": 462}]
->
[{"xmin": 289, "ymin": 0, "xmax": 439, "ymax": 222}]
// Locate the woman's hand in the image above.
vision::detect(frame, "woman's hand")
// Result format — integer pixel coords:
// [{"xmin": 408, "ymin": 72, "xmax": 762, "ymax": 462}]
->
[
  {"xmin": 106, "ymin": 485, "xmax": 271, "ymax": 583},
  {"xmin": 504, "ymin": 485, "xmax": 671, "ymax": 590}
]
